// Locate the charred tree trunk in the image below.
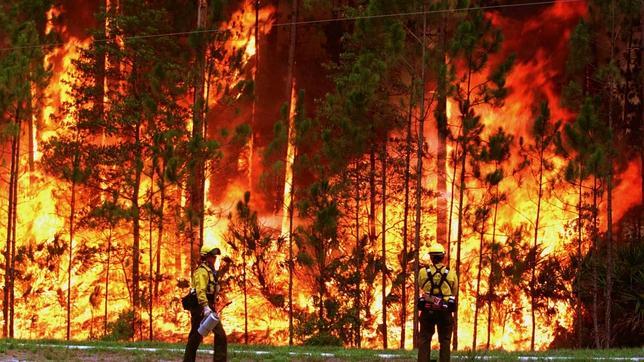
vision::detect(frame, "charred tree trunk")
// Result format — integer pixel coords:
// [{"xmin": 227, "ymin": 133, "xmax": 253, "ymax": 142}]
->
[
  {"xmin": 435, "ymin": 8, "xmax": 448, "ymax": 250},
  {"xmin": 66, "ymin": 172, "xmax": 77, "ymax": 340},
  {"xmin": 104, "ymin": 227, "xmax": 113, "ymax": 336},
  {"xmin": 400, "ymin": 79, "xmax": 414, "ymax": 349},
  {"xmin": 453, "ymin": 140, "xmax": 467, "ymax": 351},
  {"xmin": 472, "ymin": 227, "xmax": 484, "ymax": 351},
  {"xmin": 317, "ymin": 259, "xmax": 326, "ymax": 334},
  {"xmin": 132, "ymin": 119, "xmax": 143, "ymax": 339},
  {"xmin": 592, "ymin": 176, "xmax": 600, "ymax": 348},
  {"xmin": 26, "ymin": 91, "xmax": 35, "ymax": 176},
  {"xmin": 9, "ymin": 121, "xmax": 18, "ymax": 338},
  {"xmin": 412, "ymin": 4, "xmax": 427, "ymax": 347},
  {"xmin": 247, "ymin": 0, "xmax": 260, "ymax": 191},
  {"xmin": 368, "ymin": 145, "xmax": 377, "ymax": 344},
  {"xmin": 148, "ymin": 169, "xmax": 154, "ymax": 340},
  {"xmin": 486, "ymin": 186, "xmax": 500, "ymax": 350},
  {"xmin": 446, "ymin": 142, "xmax": 459, "ymax": 264},
  {"xmin": 154, "ymin": 158, "xmax": 166, "ymax": 301},
  {"xmin": 3, "ymin": 123, "xmax": 15, "ymax": 338},
  {"xmin": 530, "ymin": 147, "xmax": 545, "ymax": 351},
  {"xmin": 641, "ymin": 3, "xmax": 644, "ymax": 206},
  {"xmin": 189, "ymin": 0, "xmax": 208, "ymax": 271},
  {"xmin": 284, "ymin": 0, "xmax": 298, "ymax": 345},
  {"xmin": 4, "ymin": 105, "xmax": 21, "ymax": 338},
  {"xmin": 243, "ymin": 229, "xmax": 248, "ymax": 344},
  {"xmin": 287, "ymin": 171, "xmax": 295, "ymax": 346},
  {"xmin": 381, "ymin": 139, "xmax": 388, "ymax": 349},
  {"xmin": 354, "ymin": 163, "xmax": 362, "ymax": 347},
  {"xmin": 454, "ymin": 52, "xmax": 475, "ymax": 351},
  {"xmin": 605, "ymin": 1, "xmax": 615, "ymax": 346},
  {"xmin": 576, "ymin": 170, "xmax": 584, "ymax": 348}
]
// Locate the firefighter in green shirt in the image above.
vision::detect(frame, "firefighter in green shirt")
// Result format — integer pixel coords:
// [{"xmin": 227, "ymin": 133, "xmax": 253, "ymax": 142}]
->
[
  {"xmin": 417, "ymin": 243, "xmax": 458, "ymax": 362},
  {"xmin": 183, "ymin": 243, "xmax": 227, "ymax": 362}
]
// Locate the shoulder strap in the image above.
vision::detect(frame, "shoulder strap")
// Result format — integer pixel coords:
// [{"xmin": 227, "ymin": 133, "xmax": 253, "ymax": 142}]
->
[
  {"xmin": 430, "ymin": 267, "xmax": 443, "ymax": 294},
  {"xmin": 198, "ymin": 264, "xmax": 217, "ymax": 286},
  {"xmin": 437, "ymin": 267, "xmax": 449, "ymax": 292}
]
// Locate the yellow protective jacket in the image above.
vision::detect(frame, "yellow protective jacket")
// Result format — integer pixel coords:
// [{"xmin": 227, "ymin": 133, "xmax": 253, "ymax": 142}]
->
[
  {"xmin": 418, "ymin": 263, "xmax": 458, "ymax": 302},
  {"xmin": 191, "ymin": 263, "xmax": 218, "ymax": 308}
]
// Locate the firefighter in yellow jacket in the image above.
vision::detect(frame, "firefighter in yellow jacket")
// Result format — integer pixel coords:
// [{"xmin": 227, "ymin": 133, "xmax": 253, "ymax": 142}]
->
[
  {"xmin": 183, "ymin": 243, "xmax": 227, "ymax": 362},
  {"xmin": 417, "ymin": 243, "xmax": 457, "ymax": 362}
]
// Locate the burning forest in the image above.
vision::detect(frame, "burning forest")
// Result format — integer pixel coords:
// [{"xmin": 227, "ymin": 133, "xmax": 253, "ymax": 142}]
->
[{"xmin": 1, "ymin": 0, "xmax": 642, "ymax": 353}]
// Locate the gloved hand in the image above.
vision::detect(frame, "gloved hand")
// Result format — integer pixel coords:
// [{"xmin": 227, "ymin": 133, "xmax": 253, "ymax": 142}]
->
[
  {"xmin": 417, "ymin": 297, "xmax": 426, "ymax": 311},
  {"xmin": 203, "ymin": 306, "xmax": 213, "ymax": 317},
  {"xmin": 446, "ymin": 297, "xmax": 456, "ymax": 312}
]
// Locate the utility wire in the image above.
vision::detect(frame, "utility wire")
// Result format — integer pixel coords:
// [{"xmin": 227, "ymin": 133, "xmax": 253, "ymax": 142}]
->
[{"xmin": 0, "ymin": 0, "xmax": 585, "ymax": 52}]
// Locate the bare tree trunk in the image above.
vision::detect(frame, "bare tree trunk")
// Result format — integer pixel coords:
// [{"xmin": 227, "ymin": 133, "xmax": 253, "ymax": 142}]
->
[
  {"xmin": 446, "ymin": 142, "xmax": 459, "ymax": 265},
  {"xmin": 243, "ymin": 229, "xmax": 248, "ymax": 344},
  {"xmin": 148, "ymin": 170, "xmax": 154, "ymax": 340},
  {"xmin": 104, "ymin": 227, "xmax": 113, "ymax": 336},
  {"xmin": 189, "ymin": 0, "xmax": 208, "ymax": 271},
  {"xmin": 66, "ymin": 177, "xmax": 77, "ymax": 340},
  {"xmin": 154, "ymin": 159, "xmax": 166, "ymax": 301},
  {"xmin": 530, "ymin": 149, "xmax": 545, "ymax": 351},
  {"xmin": 400, "ymin": 78, "xmax": 414, "ymax": 349},
  {"xmin": 287, "ymin": 173, "xmax": 295, "ymax": 346},
  {"xmin": 641, "ymin": 3, "xmax": 644, "ymax": 206},
  {"xmin": 472, "ymin": 228, "xmax": 484, "ymax": 351},
  {"xmin": 413, "ymin": 4, "xmax": 427, "ymax": 347},
  {"xmin": 9, "ymin": 125, "xmax": 18, "ymax": 338},
  {"xmin": 175, "ymin": 185, "xmax": 183, "ymax": 275},
  {"xmin": 132, "ymin": 120, "xmax": 143, "ymax": 340},
  {"xmin": 4, "ymin": 105, "xmax": 20, "ymax": 338},
  {"xmin": 576, "ymin": 172, "xmax": 583, "ymax": 348},
  {"xmin": 368, "ymin": 145, "xmax": 377, "ymax": 344},
  {"xmin": 354, "ymin": 163, "xmax": 362, "ymax": 347},
  {"xmin": 454, "ymin": 49, "xmax": 475, "ymax": 350},
  {"xmin": 435, "ymin": 7, "xmax": 448, "ymax": 250},
  {"xmin": 247, "ymin": 0, "xmax": 260, "ymax": 192},
  {"xmin": 381, "ymin": 140, "xmax": 388, "ymax": 349},
  {"xmin": 592, "ymin": 176, "xmax": 600, "ymax": 348},
  {"xmin": 286, "ymin": 0, "xmax": 299, "ymax": 336},
  {"xmin": 453, "ymin": 141, "xmax": 466, "ymax": 351},
  {"xmin": 605, "ymin": 1, "xmax": 616, "ymax": 346},
  {"xmin": 284, "ymin": 0, "xmax": 298, "ymax": 345},
  {"xmin": 486, "ymin": 186, "xmax": 500, "ymax": 350},
  {"xmin": 3, "ymin": 116, "xmax": 16, "ymax": 338},
  {"xmin": 26, "ymin": 91, "xmax": 35, "ymax": 175},
  {"xmin": 283, "ymin": 81, "xmax": 298, "ymax": 345}
]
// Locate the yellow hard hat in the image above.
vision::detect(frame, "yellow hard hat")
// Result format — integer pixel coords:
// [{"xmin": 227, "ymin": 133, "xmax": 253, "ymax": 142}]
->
[
  {"xmin": 428, "ymin": 243, "xmax": 445, "ymax": 255},
  {"xmin": 200, "ymin": 243, "xmax": 221, "ymax": 256}
]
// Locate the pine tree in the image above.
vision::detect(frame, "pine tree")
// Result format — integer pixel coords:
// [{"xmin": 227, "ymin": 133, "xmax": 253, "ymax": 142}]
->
[
  {"xmin": 480, "ymin": 128, "xmax": 513, "ymax": 349},
  {"xmin": 0, "ymin": 0, "xmax": 50, "ymax": 338},
  {"xmin": 446, "ymin": 8, "xmax": 514, "ymax": 349},
  {"xmin": 520, "ymin": 101, "xmax": 561, "ymax": 350},
  {"xmin": 563, "ymin": 98, "xmax": 611, "ymax": 347},
  {"xmin": 41, "ymin": 134, "xmax": 97, "ymax": 340}
]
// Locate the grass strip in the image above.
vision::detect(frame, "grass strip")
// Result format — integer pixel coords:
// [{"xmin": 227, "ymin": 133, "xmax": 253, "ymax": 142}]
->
[{"xmin": 0, "ymin": 338, "xmax": 642, "ymax": 361}]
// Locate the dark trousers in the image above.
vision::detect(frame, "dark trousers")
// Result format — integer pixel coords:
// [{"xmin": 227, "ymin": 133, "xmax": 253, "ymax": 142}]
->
[
  {"xmin": 418, "ymin": 309, "xmax": 453, "ymax": 362},
  {"xmin": 183, "ymin": 307, "xmax": 228, "ymax": 362}
]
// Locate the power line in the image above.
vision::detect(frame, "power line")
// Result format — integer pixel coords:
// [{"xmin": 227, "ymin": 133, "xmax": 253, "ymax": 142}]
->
[{"xmin": 0, "ymin": 0, "xmax": 585, "ymax": 52}]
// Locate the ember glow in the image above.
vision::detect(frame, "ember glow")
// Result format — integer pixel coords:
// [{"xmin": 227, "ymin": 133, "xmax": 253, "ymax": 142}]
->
[{"xmin": 1, "ymin": 0, "xmax": 641, "ymax": 352}]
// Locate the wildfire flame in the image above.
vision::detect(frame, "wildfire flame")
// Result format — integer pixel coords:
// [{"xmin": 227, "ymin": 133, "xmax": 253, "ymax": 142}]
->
[{"xmin": 1, "ymin": 0, "xmax": 640, "ymax": 352}]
